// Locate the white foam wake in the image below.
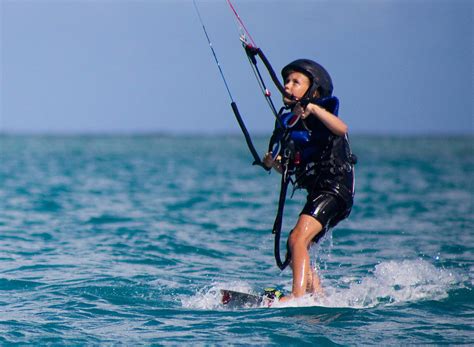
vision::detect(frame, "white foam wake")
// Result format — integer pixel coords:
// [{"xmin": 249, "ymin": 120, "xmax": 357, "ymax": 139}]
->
[
  {"xmin": 181, "ymin": 259, "xmax": 460, "ymax": 310},
  {"xmin": 275, "ymin": 259, "xmax": 460, "ymax": 309},
  {"xmin": 180, "ymin": 280, "xmax": 254, "ymax": 310}
]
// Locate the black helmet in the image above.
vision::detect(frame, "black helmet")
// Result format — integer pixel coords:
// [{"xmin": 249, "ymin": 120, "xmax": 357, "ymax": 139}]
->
[{"xmin": 281, "ymin": 59, "xmax": 333, "ymax": 98}]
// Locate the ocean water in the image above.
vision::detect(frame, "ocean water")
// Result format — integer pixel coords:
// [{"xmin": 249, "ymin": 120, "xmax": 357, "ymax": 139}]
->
[{"xmin": 0, "ymin": 134, "xmax": 472, "ymax": 345}]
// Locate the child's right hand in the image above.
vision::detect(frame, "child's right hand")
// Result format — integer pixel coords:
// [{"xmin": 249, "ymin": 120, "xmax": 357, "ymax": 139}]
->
[{"xmin": 263, "ymin": 152, "xmax": 283, "ymax": 173}]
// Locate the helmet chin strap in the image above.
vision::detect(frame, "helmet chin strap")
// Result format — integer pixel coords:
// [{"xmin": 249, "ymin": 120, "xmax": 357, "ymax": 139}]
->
[
  {"xmin": 283, "ymin": 93, "xmax": 297, "ymax": 108},
  {"xmin": 284, "ymin": 83, "xmax": 319, "ymax": 110}
]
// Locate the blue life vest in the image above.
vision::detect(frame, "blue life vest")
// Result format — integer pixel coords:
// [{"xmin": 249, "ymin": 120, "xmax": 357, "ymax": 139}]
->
[{"xmin": 271, "ymin": 96, "xmax": 340, "ymax": 166}]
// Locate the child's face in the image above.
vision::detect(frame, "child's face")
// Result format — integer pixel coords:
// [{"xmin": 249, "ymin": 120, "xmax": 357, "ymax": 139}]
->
[{"xmin": 283, "ymin": 71, "xmax": 311, "ymax": 103}]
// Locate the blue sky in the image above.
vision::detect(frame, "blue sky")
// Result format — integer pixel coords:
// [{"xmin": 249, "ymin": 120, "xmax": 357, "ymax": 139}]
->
[{"xmin": 1, "ymin": 0, "xmax": 472, "ymax": 135}]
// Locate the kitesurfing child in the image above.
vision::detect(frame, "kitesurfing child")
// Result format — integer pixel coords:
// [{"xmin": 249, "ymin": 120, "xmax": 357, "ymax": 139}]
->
[{"xmin": 263, "ymin": 59, "xmax": 355, "ymax": 302}]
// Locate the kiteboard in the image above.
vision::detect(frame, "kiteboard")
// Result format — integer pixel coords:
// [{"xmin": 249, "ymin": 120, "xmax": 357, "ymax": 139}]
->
[{"xmin": 220, "ymin": 288, "xmax": 284, "ymax": 308}]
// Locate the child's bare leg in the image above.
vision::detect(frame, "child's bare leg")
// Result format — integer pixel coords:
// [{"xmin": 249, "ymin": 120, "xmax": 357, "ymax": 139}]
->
[
  {"xmin": 279, "ymin": 215, "xmax": 323, "ymax": 301},
  {"xmin": 307, "ymin": 267, "xmax": 323, "ymax": 295}
]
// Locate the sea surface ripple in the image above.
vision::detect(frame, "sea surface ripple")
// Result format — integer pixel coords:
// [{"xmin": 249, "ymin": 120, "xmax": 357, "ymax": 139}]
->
[{"xmin": 0, "ymin": 135, "xmax": 472, "ymax": 345}]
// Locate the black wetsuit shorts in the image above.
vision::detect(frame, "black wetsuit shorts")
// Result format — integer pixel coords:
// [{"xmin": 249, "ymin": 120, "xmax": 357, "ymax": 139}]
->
[{"xmin": 300, "ymin": 191, "xmax": 349, "ymax": 242}]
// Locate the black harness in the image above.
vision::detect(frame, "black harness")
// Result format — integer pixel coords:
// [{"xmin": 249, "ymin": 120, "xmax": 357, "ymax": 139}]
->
[{"xmin": 268, "ymin": 107, "xmax": 357, "ymax": 270}]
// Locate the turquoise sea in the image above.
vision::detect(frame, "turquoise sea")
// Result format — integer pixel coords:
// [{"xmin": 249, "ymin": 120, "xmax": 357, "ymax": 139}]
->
[{"xmin": 0, "ymin": 134, "xmax": 472, "ymax": 345}]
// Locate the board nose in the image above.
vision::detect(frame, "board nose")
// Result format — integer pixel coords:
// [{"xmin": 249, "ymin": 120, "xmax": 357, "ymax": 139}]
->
[{"xmin": 221, "ymin": 291, "xmax": 231, "ymax": 304}]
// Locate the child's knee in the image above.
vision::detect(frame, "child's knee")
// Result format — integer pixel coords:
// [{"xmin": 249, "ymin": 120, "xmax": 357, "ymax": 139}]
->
[{"xmin": 288, "ymin": 229, "xmax": 306, "ymax": 250}]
